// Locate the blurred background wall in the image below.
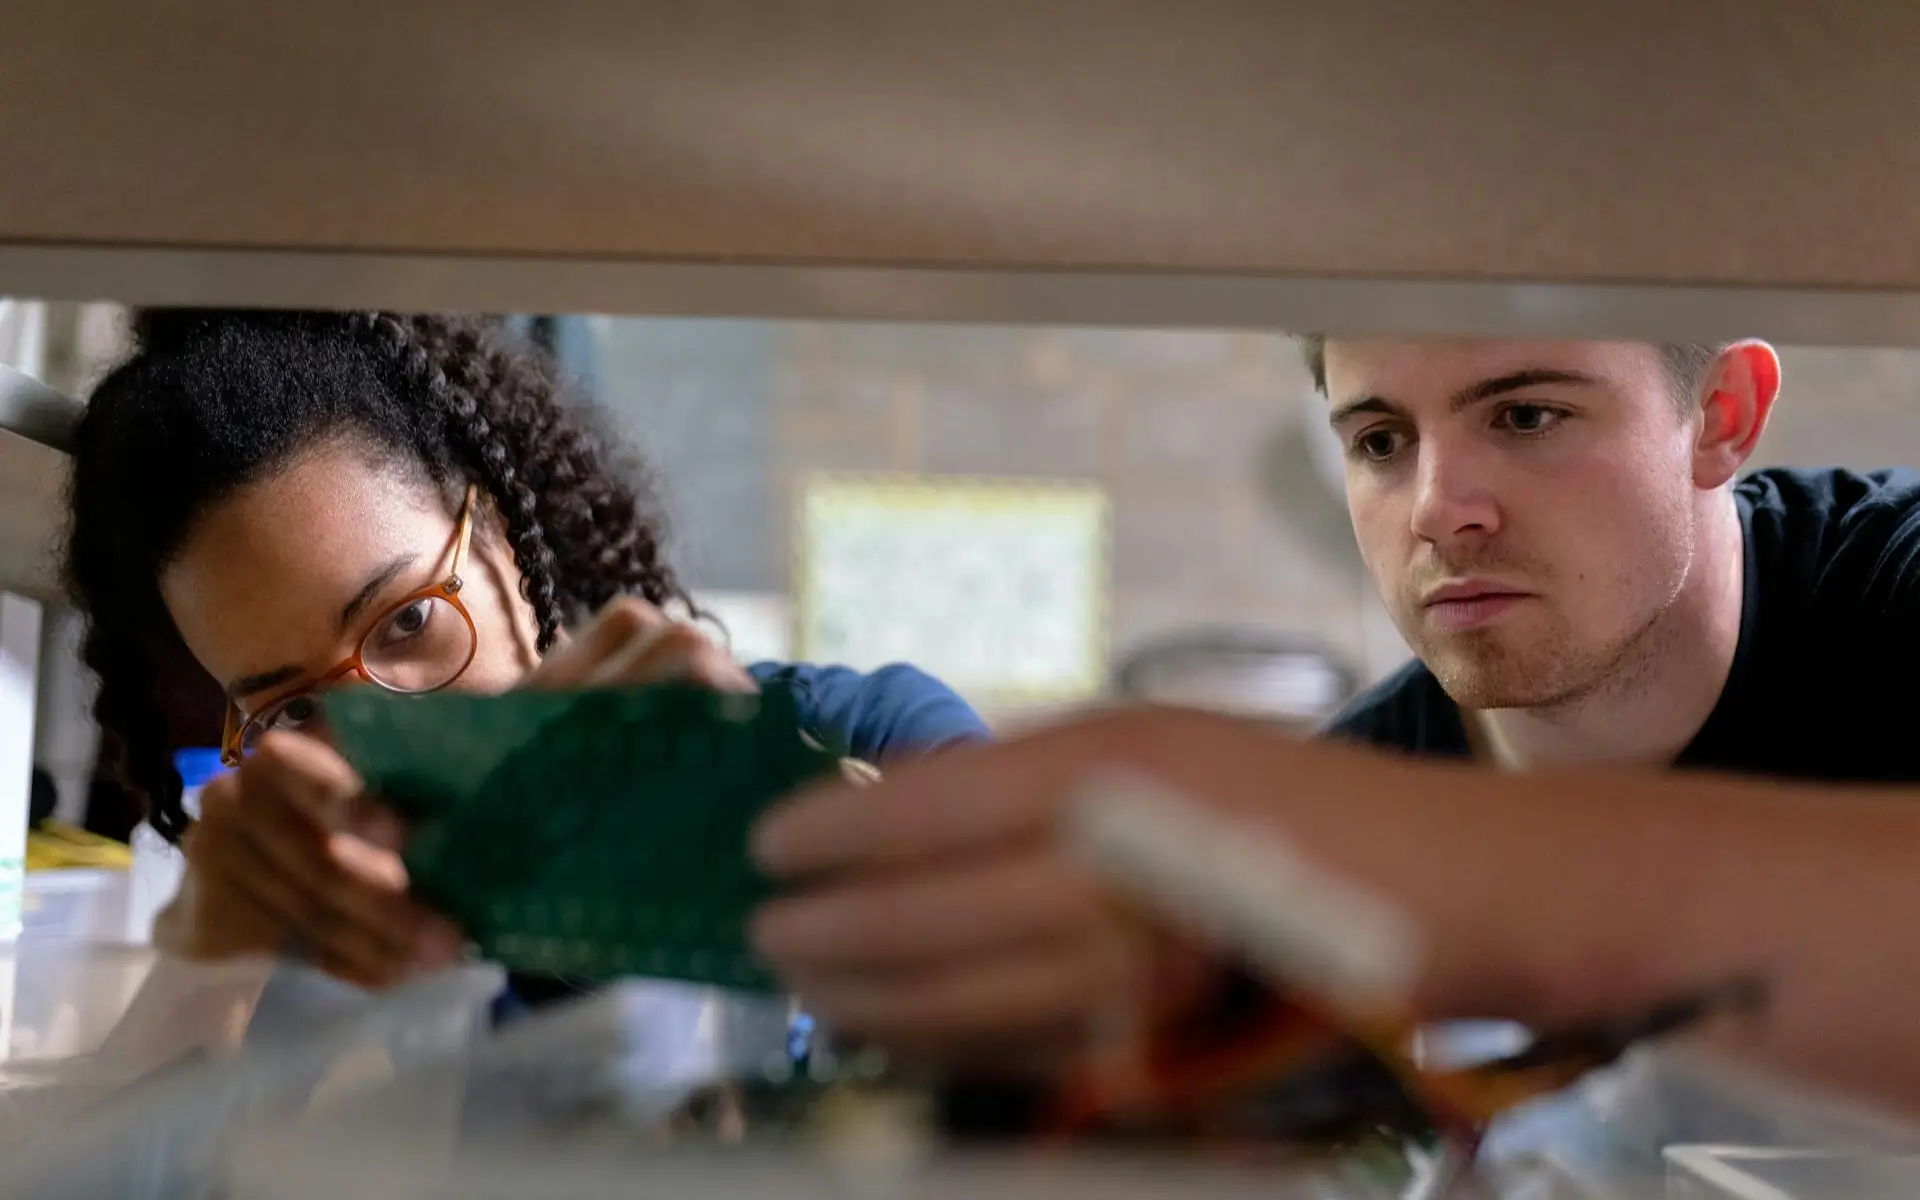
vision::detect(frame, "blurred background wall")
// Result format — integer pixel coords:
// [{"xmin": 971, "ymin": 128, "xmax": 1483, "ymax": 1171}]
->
[{"xmin": 16, "ymin": 304, "xmax": 1920, "ymax": 820}]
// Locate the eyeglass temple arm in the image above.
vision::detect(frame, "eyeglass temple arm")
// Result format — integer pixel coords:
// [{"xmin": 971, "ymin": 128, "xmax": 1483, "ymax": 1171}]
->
[{"xmin": 450, "ymin": 486, "xmax": 478, "ymax": 579}]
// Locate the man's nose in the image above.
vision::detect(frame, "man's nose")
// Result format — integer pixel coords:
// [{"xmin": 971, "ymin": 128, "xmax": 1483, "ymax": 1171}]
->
[{"xmin": 1408, "ymin": 438, "xmax": 1501, "ymax": 546}]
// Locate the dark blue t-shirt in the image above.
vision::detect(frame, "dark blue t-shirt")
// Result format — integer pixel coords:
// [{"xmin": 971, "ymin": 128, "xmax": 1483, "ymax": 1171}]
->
[
  {"xmin": 745, "ymin": 661, "xmax": 990, "ymax": 762},
  {"xmin": 1326, "ymin": 467, "xmax": 1920, "ymax": 782}
]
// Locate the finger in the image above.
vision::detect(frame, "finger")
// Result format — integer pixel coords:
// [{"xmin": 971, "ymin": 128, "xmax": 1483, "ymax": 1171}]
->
[
  {"xmin": 320, "ymin": 832, "xmax": 466, "ymax": 965},
  {"xmin": 749, "ymin": 708, "xmax": 1252, "ymax": 879},
  {"xmin": 222, "ymin": 826, "xmax": 418, "ymax": 964},
  {"xmin": 188, "ymin": 768, "xmax": 244, "ymax": 834},
  {"xmin": 781, "ymin": 934, "xmax": 1142, "ymax": 1053},
  {"xmin": 751, "ymin": 848, "xmax": 1109, "ymax": 972},
  {"xmin": 231, "ymin": 738, "xmax": 421, "ymax": 915},
  {"xmin": 327, "ymin": 830, "xmax": 411, "ymax": 893},
  {"xmin": 213, "ymin": 774, "xmax": 410, "ymax": 948},
  {"xmin": 578, "ymin": 620, "xmax": 673, "ymax": 686},
  {"xmin": 236, "ymin": 836, "xmax": 463, "ymax": 985},
  {"xmin": 345, "ymin": 798, "xmax": 408, "ymax": 854},
  {"xmin": 195, "ymin": 777, "xmax": 433, "ymax": 968},
  {"xmin": 751, "ymin": 735, "xmax": 1085, "ymax": 878},
  {"xmin": 244, "ymin": 733, "xmax": 364, "ymax": 829},
  {"xmin": 524, "ymin": 596, "xmax": 670, "ymax": 688},
  {"xmin": 192, "ymin": 763, "xmax": 332, "ymax": 890},
  {"xmin": 157, "ymin": 840, "xmax": 290, "ymax": 962},
  {"xmin": 584, "ymin": 624, "xmax": 756, "ymax": 693},
  {"xmin": 192, "ymin": 831, "xmax": 408, "ymax": 987},
  {"xmin": 180, "ymin": 778, "xmax": 454, "ymax": 986}
]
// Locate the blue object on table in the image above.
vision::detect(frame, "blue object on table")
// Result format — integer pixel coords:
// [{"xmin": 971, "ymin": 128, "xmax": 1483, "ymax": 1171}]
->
[
  {"xmin": 171, "ymin": 748, "xmax": 229, "ymax": 790},
  {"xmin": 787, "ymin": 1011, "xmax": 815, "ymax": 1067}
]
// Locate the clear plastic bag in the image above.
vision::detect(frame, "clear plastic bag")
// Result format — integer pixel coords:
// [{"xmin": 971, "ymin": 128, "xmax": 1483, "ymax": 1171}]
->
[
  {"xmin": 12, "ymin": 945, "xmax": 1920, "ymax": 1199},
  {"xmin": 223, "ymin": 980, "xmax": 1319, "ymax": 1198},
  {"xmin": 0, "ymin": 950, "xmax": 502, "ymax": 1199},
  {"xmin": 224, "ymin": 981, "xmax": 1661, "ymax": 1200}
]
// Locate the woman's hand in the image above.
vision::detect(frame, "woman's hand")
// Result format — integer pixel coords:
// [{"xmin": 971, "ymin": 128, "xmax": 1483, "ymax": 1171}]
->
[
  {"xmin": 156, "ymin": 596, "xmax": 753, "ymax": 988},
  {"xmin": 523, "ymin": 596, "xmax": 755, "ymax": 693},
  {"xmin": 153, "ymin": 733, "xmax": 466, "ymax": 989}
]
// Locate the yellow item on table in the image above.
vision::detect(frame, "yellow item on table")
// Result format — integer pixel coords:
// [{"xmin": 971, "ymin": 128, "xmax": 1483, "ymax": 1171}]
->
[{"xmin": 26, "ymin": 821, "xmax": 133, "ymax": 872}]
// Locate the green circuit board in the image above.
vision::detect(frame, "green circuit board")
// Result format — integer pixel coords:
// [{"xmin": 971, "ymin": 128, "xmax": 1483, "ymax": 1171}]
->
[{"xmin": 326, "ymin": 683, "xmax": 841, "ymax": 991}]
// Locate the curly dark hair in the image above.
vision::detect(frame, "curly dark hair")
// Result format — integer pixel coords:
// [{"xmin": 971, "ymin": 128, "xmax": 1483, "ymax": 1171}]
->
[{"xmin": 66, "ymin": 310, "xmax": 690, "ymax": 844}]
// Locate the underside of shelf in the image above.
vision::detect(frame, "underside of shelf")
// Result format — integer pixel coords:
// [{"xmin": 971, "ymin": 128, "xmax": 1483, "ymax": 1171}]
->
[{"xmin": 2, "ymin": 2, "xmax": 1920, "ymax": 341}]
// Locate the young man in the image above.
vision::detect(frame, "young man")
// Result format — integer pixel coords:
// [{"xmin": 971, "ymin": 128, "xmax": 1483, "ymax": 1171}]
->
[
  {"xmin": 1316, "ymin": 338, "xmax": 1920, "ymax": 777},
  {"xmin": 744, "ymin": 339, "xmax": 1920, "ymax": 1113}
]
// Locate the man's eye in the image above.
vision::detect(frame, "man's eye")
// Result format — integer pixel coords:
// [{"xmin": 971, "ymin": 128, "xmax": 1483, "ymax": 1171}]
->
[
  {"xmin": 1498, "ymin": 404, "xmax": 1563, "ymax": 435},
  {"xmin": 1352, "ymin": 429, "xmax": 1405, "ymax": 462}
]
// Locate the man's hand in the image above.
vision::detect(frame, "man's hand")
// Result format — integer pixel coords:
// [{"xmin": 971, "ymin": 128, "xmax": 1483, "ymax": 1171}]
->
[{"xmin": 748, "ymin": 711, "xmax": 1225, "ymax": 1062}]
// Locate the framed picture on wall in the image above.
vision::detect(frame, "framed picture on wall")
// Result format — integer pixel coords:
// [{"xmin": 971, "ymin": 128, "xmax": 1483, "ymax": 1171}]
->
[{"xmin": 794, "ymin": 474, "xmax": 1109, "ymax": 704}]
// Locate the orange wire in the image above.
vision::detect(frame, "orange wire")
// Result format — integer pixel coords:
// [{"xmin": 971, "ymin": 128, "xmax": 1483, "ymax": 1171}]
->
[{"xmin": 1042, "ymin": 988, "xmax": 1579, "ymax": 1143}]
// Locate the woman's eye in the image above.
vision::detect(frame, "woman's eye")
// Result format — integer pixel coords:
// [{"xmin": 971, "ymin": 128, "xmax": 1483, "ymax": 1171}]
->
[
  {"xmin": 266, "ymin": 694, "xmax": 320, "ymax": 731},
  {"xmin": 383, "ymin": 598, "xmax": 434, "ymax": 642}
]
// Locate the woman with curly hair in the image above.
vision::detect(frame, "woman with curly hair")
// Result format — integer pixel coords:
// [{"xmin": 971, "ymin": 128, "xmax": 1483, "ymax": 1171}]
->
[{"xmin": 67, "ymin": 309, "xmax": 987, "ymax": 993}]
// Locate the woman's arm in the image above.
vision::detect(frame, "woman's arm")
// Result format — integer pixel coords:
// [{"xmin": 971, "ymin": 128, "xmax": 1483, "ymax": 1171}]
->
[{"xmin": 748, "ymin": 662, "xmax": 991, "ymax": 764}]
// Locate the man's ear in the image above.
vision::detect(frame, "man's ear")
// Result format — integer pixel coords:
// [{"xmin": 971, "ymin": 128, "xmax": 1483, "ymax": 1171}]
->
[{"xmin": 1693, "ymin": 340, "xmax": 1781, "ymax": 489}]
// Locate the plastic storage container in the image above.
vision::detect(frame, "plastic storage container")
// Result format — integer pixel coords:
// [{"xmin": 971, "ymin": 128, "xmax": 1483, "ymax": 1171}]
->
[
  {"xmin": 125, "ymin": 749, "xmax": 223, "ymax": 944},
  {"xmin": 0, "ymin": 938, "xmax": 157, "ymax": 1064},
  {"xmin": 0, "ymin": 956, "xmax": 503, "ymax": 1199},
  {"xmin": 19, "ymin": 867, "xmax": 130, "ymax": 943}
]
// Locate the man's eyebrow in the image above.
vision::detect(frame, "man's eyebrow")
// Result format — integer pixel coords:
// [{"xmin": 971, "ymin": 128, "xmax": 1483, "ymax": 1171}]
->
[
  {"xmin": 1328, "ymin": 369, "xmax": 1603, "ymax": 428},
  {"xmin": 223, "ymin": 553, "xmax": 419, "ymax": 703},
  {"xmin": 1449, "ymin": 369, "xmax": 1601, "ymax": 412},
  {"xmin": 1327, "ymin": 396, "xmax": 1404, "ymax": 427}
]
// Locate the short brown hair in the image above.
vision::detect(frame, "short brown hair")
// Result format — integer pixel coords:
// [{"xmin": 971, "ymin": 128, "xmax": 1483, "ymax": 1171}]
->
[{"xmin": 1296, "ymin": 336, "xmax": 1723, "ymax": 410}]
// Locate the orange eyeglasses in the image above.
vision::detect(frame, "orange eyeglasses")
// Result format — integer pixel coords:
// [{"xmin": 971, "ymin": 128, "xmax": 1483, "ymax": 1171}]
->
[{"xmin": 220, "ymin": 486, "xmax": 483, "ymax": 766}]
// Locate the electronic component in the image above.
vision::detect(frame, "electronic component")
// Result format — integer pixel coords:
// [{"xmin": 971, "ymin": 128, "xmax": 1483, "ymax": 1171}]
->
[{"xmin": 327, "ymin": 683, "xmax": 842, "ymax": 991}]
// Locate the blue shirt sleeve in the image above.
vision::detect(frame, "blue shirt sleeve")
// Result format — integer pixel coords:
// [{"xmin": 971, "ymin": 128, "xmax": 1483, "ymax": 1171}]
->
[{"xmin": 747, "ymin": 661, "xmax": 991, "ymax": 764}]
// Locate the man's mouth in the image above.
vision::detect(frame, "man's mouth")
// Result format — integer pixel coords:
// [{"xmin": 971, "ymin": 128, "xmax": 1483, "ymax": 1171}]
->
[{"xmin": 1419, "ymin": 581, "xmax": 1535, "ymax": 631}]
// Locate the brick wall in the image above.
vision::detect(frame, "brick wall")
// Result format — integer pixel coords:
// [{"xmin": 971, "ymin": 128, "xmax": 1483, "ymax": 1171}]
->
[{"xmin": 599, "ymin": 321, "xmax": 1390, "ymax": 698}]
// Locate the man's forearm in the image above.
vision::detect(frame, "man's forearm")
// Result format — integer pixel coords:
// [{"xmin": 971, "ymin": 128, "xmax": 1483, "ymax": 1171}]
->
[
  {"xmin": 1464, "ymin": 767, "xmax": 1920, "ymax": 1111},
  {"xmin": 1111, "ymin": 712, "xmax": 1920, "ymax": 1110}
]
